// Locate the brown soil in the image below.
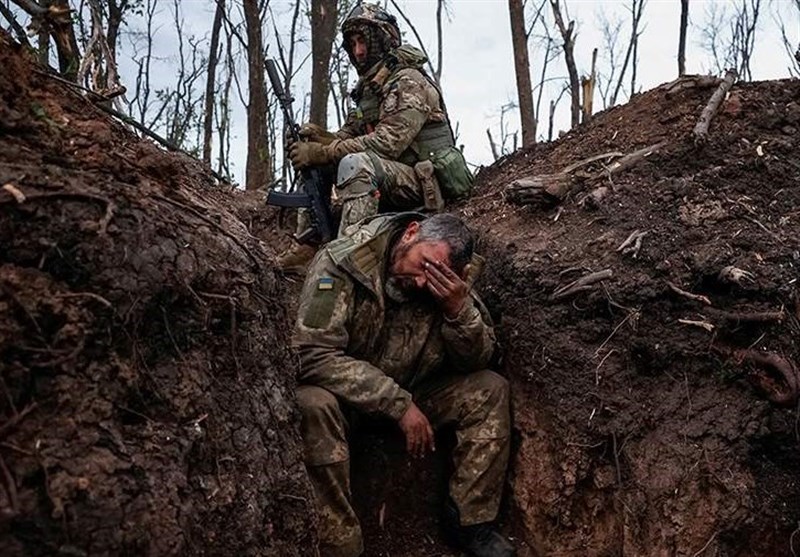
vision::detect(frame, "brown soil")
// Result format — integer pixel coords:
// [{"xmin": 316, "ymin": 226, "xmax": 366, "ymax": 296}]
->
[
  {"xmin": 2, "ymin": 29, "xmax": 800, "ymax": 557},
  {"xmin": 0, "ymin": 35, "xmax": 315, "ymax": 556},
  {"xmin": 467, "ymin": 78, "xmax": 800, "ymax": 556}
]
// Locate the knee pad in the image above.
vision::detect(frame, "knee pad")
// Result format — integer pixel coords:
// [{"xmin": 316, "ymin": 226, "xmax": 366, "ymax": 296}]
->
[
  {"xmin": 336, "ymin": 153, "xmax": 377, "ymax": 198},
  {"xmin": 337, "ymin": 153, "xmax": 375, "ymax": 188}
]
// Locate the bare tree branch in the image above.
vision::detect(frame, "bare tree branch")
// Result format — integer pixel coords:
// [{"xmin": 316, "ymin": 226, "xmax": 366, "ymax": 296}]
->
[{"xmin": 549, "ymin": 0, "xmax": 581, "ymax": 128}]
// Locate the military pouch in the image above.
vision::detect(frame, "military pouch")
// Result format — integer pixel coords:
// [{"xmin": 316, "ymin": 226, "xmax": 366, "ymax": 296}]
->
[
  {"xmin": 413, "ymin": 160, "xmax": 444, "ymax": 212},
  {"xmin": 430, "ymin": 146, "xmax": 474, "ymax": 200}
]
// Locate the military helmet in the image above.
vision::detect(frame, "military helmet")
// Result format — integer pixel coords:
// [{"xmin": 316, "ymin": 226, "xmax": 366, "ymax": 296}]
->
[{"xmin": 341, "ymin": 3, "xmax": 401, "ymax": 73}]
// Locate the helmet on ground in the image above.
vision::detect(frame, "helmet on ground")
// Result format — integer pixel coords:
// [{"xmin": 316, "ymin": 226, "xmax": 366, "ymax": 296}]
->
[{"xmin": 341, "ymin": 3, "xmax": 401, "ymax": 74}]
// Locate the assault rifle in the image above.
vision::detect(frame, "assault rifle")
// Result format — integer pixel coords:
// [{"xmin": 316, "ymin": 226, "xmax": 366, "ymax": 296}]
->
[{"xmin": 265, "ymin": 59, "xmax": 334, "ymax": 244}]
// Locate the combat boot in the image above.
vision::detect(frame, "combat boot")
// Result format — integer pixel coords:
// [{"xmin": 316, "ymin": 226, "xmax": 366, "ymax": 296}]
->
[
  {"xmin": 276, "ymin": 242, "xmax": 317, "ymax": 275},
  {"xmin": 442, "ymin": 498, "xmax": 515, "ymax": 557}
]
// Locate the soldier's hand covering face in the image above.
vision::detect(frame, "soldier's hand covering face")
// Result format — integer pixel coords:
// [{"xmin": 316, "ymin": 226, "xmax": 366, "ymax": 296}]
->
[{"xmin": 423, "ymin": 258, "xmax": 468, "ymax": 319}]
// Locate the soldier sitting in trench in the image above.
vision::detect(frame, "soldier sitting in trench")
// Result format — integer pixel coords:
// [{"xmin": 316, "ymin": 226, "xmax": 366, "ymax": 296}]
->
[
  {"xmin": 279, "ymin": 3, "xmax": 472, "ymax": 274},
  {"xmin": 293, "ymin": 212, "xmax": 514, "ymax": 557}
]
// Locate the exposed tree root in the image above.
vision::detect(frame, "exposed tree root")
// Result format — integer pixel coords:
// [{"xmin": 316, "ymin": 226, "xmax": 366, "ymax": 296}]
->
[
  {"xmin": 552, "ymin": 269, "xmax": 613, "ymax": 300},
  {"xmin": 715, "ymin": 346, "xmax": 800, "ymax": 407},
  {"xmin": 668, "ymin": 281, "xmax": 712, "ymax": 306},
  {"xmin": 616, "ymin": 230, "xmax": 648, "ymax": 258}
]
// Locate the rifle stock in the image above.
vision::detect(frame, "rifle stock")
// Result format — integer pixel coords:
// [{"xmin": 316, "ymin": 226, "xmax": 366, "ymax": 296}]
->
[{"xmin": 264, "ymin": 59, "xmax": 335, "ymax": 244}]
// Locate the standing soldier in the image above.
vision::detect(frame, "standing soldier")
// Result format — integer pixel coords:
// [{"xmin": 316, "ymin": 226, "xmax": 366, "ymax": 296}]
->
[
  {"xmin": 294, "ymin": 212, "xmax": 514, "ymax": 557},
  {"xmin": 278, "ymin": 3, "xmax": 473, "ymax": 274}
]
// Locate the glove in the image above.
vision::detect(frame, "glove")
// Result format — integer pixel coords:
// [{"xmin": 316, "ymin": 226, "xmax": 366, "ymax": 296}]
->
[
  {"xmin": 298, "ymin": 123, "xmax": 337, "ymax": 146},
  {"xmin": 289, "ymin": 141, "xmax": 330, "ymax": 170}
]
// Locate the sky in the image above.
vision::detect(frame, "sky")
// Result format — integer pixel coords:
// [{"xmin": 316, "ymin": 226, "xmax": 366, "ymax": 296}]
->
[
  {"xmin": 251, "ymin": 0, "xmax": 797, "ymax": 182},
  {"xmin": 6, "ymin": 0, "xmax": 799, "ymax": 184}
]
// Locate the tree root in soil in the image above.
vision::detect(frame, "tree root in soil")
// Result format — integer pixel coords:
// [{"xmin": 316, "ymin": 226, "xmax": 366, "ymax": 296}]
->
[
  {"xmin": 715, "ymin": 346, "xmax": 800, "ymax": 407},
  {"xmin": 552, "ymin": 269, "xmax": 613, "ymax": 300},
  {"xmin": 617, "ymin": 230, "xmax": 648, "ymax": 258},
  {"xmin": 693, "ymin": 69, "xmax": 737, "ymax": 145},
  {"xmin": 668, "ymin": 281, "xmax": 712, "ymax": 306},
  {"xmin": 505, "ymin": 142, "xmax": 667, "ymax": 206}
]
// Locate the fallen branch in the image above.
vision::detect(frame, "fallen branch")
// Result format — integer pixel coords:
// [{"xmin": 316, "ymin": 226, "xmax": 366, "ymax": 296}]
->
[
  {"xmin": 506, "ymin": 143, "xmax": 666, "ymax": 206},
  {"xmin": 668, "ymin": 281, "xmax": 712, "ymax": 306},
  {"xmin": 659, "ymin": 74, "xmax": 721, "ymax": 98},
  {"xmin": 707, "ymin": 308, "xmax": 785, "ymax": 325},
  {"xmin": 598, "ymin": 141, "xmax": 668, "ymax": 179},
  {"xmin": 552, "ymin": 269, "xmax": 613, "ymax": 300},
  {"xmin": 693, "ymin": 69, "xmax": 737, "ymax": 144}
]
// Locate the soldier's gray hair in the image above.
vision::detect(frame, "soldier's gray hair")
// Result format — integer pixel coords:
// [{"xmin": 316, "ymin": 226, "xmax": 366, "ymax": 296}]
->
[{"xmin": 417, "ymin": 214, "xmax": 474, "ymax": 273}]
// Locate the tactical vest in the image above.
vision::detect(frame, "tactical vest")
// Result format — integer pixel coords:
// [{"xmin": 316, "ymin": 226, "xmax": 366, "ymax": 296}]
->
[{"xmin": 350, "ymin": 49, "xmax": 454, "ymax": 167}]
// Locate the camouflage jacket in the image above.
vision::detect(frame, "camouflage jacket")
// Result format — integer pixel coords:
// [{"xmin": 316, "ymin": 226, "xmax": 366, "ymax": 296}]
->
[
  {"xmin": 329, "ymin": 46, "xmax": 452, "ymax": 166},
  {"xmin": 292, "ymin": 213, "xmax": 496, "ymax": 420}
]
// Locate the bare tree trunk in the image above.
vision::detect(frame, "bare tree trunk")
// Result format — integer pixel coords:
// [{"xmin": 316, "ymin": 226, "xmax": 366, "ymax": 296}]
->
[
  {"xmin": 203, "ymin": 0, "xmax": 225, "ymax": 164},
  {"xmin": 678, "ymin": 0, "xmax": 689, "ymax": 76},
  {"xmin": 0, "ymin": 2, "xmax": 33, "ymax": 47},
  {"xmin": 38, "ymin": 20, "xmax": 50, "ymax": 65},
  {"xmin": 610, "ymin": 0, "xmax": 645, "ymax": 106},
  {"xmin": 434, "ymin": 0, "xmax": 444, "ymax": 82},
  {"xmin": 486, "ymin": 129, "xmax": 499, "ymax": 161},
  {"xmin": 106, "ymin": 0, "xmax": 130, "ymax": 67},
  {"xmin": 49, "ymin": 0, "xmax": 81, "ymax": 80},
  {"xmin": 509, "ymin": 0, "xmax": 536, "ymax": 147},
  {"xmin": 549, "ymin": 0, "xmax": 580, "ymax": 128},
  {"xmin": 582, "ymin": 48, "xmax": 597, "ymax": 123},
  {"xmin": 309, "ymin": 0, "xmax": 337, "ymax": 128},
  {"xmin": 243, "ymin": 0, "xmax": 271, "ymax": 191},
  {"xmin": 12, "ymin": 0, "xmax": 81, "ymax": 79}
]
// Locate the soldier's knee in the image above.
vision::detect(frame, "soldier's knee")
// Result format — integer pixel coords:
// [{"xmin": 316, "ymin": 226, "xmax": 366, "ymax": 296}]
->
[
  {"xmin": 472, "ymin": 370, "xmax": 510, "ymax": 406},
  {"xmin": 297, "ymin": 386, "xmax": 349, "ymax": 465},
  {"xmin": 462, "ymin": 371, "xmax": 511, "ymax": 437},
  {"xmin": 337, "ymin": 152, "xmax": 375, "ymax": 186},
  {"xmin": 297, "ymin": 385, "xmax": 341, "ymax": 418}
]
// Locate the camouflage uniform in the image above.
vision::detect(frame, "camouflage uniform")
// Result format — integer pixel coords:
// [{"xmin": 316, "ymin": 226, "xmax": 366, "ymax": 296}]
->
[
  {"xmin": 293, "ymin": 213, "xmax": 511, "ymax": 557},
  {"xmin": 293, "ymin": 45, "xmax": 451, "ymax": 241}
]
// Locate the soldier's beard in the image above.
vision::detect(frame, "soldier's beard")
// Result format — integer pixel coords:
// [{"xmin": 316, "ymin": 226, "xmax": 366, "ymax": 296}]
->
[{"xmin": 384, "ymin": 275, "xmax": 412, "ymax": 303}]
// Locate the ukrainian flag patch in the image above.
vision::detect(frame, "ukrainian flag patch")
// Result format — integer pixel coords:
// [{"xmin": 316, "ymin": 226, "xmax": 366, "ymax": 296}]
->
[{"xmin": 318, "ymin": 277, "xmax": 334, "ymax": 290}]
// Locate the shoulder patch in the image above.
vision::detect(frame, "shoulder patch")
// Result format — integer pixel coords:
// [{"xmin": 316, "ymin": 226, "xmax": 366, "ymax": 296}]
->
[{"xmin": 303, "ymin": 278, "xmax": 341, "ymax": 329}]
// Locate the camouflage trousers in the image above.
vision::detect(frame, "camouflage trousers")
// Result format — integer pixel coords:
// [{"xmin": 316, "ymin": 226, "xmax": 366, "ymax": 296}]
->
[
  {"xmin": 297, "ymin": 370, "xmax": 511, "ymax": 557},
  {"xmin": 296, "ymin": 152, "xmax": 443, "ymax": 239}
]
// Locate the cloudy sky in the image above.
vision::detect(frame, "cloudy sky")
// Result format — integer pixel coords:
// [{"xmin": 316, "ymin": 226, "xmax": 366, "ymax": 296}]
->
[{"xmin": 9, "ymin": 1, "xmax": 798, "ymax": 183}]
